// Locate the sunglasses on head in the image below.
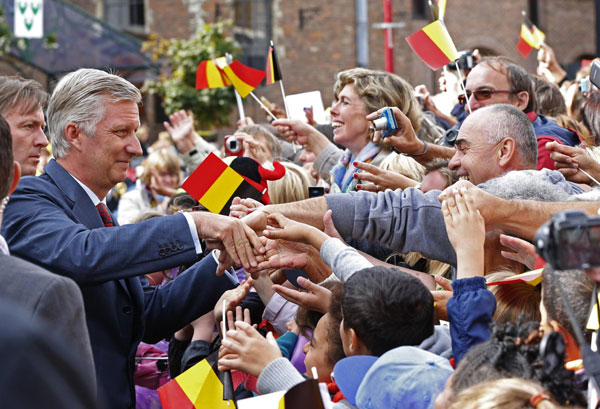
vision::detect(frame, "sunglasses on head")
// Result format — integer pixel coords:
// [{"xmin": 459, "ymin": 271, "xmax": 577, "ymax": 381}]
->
[{"xmin": 458, "ymin": 89, "xmax": 516, "ymax": 105}]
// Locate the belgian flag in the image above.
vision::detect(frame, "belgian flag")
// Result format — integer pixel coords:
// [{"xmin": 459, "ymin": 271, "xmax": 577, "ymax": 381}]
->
[
  {"xmin": 182, "ymin": 153, "xmax": 263, "ymax": 215},
  {"xmin": 196, "ymin": 57, "xmax": 266, "ymax": 98},
  {"xmin": 158, "ymin": 350, "xmax": 234, "ymax": 409},
  {"xmin": 516, "ymin": 18, "xmax": 545, "ymax": 58},
  {"xmin": 265, "ymin": 42, "xmax": 283, "ymax": 85},
  {"xmin": 405, "ymin": 20, "xmax": 459, "ymax": 71}
]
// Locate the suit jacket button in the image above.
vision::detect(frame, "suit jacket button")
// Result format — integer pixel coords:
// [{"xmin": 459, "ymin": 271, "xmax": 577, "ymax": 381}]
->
[
  {"xmin": 159, "ymin": 249, "xmax": 165, "ymax": 256},
  {"xmin": 165, "ymin": 247, "xmax": 171, "ymax": 254},
  {"xmin": 177, "ymin": 241, "xmax": 184, "ymax": 250},
  {"xmin": 122, "ymin": 305, "xmax": 132, "ymax": 314},
  {"xmin": 171, "ymin": 243, "xmax": 178, "ymax": 251}
]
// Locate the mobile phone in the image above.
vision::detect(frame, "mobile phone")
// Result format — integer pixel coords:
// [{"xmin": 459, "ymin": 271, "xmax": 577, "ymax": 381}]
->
[
  {"xmin": 308, "ymin": 186, "xmax": 325, "ymax": 198},
  {"xmin": 590, "ymin": 60, "xmax": 600, "ymax": 90}
]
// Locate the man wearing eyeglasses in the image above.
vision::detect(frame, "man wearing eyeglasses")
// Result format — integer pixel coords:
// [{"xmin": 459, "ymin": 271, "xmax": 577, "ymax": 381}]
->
[{"xmin": 459, "ymin": 56, "xmax": 579, "ymax": 170}]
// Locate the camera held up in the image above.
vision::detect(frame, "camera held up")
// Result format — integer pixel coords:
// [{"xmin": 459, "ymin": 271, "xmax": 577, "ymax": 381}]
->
[{"xmin": 371, "ymin": 107, "xmax": 398, "ymax": 139}]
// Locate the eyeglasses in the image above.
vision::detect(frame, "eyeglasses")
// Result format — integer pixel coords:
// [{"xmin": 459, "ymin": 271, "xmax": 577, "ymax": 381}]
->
[{"xmin": 458, "ymin": 89, "xmax": 516, "ymax": 105}]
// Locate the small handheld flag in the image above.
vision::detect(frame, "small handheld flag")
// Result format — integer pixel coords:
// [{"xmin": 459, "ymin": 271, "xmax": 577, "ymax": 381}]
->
[
  {"xmin": 157, "ymin": 351, "xmax": 235, "ymax": 409},
  {"xmin": 516, "ymin": 15, "xmax": 545, "ymax": 58},
  {"xmin": 182, "ymin": 153, "xmax": 263, "ymax": 215},
  {"xmin": 216, "ymin": 58, "xmax": 266, "ymax": 98},
  {"xmin": 195, "ymin": 58, "xmax": 231, "ymax": 90},
  {"xmin": 265, "ymin": 43, "xmax": 283, "ymax": 85},
  {"xmin": 196, "ymin": 57, "xmax": 266, "ymax": 98},
  {"xmin": 405, "ymin": 20, "xmax": 459, "ymax": 71}
]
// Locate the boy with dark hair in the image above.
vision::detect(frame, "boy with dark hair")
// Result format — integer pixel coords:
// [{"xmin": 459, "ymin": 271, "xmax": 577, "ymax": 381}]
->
[{"xmin": 341, "ymin": 266, "xmax": 435, "ymax": 357}]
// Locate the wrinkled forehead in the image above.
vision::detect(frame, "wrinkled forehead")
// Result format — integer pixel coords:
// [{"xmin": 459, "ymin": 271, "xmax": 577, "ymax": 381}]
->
[{"xmin": 466, "ymin": 62, "xmax": 510, "ymax": 89}]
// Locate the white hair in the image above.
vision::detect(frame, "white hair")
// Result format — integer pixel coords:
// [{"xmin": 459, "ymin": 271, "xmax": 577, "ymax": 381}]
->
[{"xmin": 47, "ymin": 69, "xmax": 141, "ymax": 158}]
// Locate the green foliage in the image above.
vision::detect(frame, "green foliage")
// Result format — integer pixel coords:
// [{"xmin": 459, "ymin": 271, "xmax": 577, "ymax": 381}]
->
[
  {"xmin": 0, "ymin": 7, "xmax": 12, "ymax": 54},
  {"xmin": 142, "ymin": 20, "xmax": 240, "ymax": 129}
]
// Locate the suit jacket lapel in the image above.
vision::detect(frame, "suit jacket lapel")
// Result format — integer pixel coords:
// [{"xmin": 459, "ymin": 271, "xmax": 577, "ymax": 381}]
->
[{"xmin": 44, "ymin": 160, "xmax": 132, "ymax": 296}]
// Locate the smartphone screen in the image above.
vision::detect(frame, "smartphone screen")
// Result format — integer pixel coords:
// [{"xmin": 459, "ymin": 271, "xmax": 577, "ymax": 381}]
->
[{"xmin": 308, "ymin": 186, "xmax": 325, "ymax": 198}]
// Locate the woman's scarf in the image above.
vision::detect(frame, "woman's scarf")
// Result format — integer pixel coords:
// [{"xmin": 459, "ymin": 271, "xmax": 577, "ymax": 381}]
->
[{"xmin": 330, "ymin": 142, "xmax": 381, "ymax": 193}]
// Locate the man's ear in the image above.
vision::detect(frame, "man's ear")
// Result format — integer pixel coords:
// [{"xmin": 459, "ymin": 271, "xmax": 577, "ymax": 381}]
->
[
  {"xmin": 498, "ymin": 138, "xmax": 516, "ymax": 167},
  {"xmin": 8, "ymin": 161, "xmax": 21, "ymax": 196},
  {"xmin": 515, "ymin": 91, "xmax": 530, "ymax": 111},
  {"xmin": 64, "ymin": 122, "xmax": 83, "ymax": 151},
  {"xmin": 348, "ymin": 328, "xmax": 360, "ymax": 354}
]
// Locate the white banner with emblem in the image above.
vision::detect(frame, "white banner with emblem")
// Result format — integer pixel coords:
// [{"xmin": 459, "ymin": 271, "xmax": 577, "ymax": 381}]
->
[{"xmin": 14, "ymin": 0, "xmax": 43, "ymax": 39}]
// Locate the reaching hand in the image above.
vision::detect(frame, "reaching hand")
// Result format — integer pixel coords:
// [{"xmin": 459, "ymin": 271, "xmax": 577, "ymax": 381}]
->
[
  {"xmin": 499, "ymin": 234, "xmax": 537, "ymax": 270},
  {"xmin": 218, "ymin": 321, "xmax": 282, "ymax": 376},
  {"xmin": 164, "ymin": 110, "xmax": 198, "ymax": 154},
  {"xmin": 229, "ymin": 196, "xmax": 264, "ymax": 219},
  {"xmin": 537, "ymin": 43, "xmax": 566, "ymax": 85},
  {"xmin": 353, "ymin": 160, "xmax": 418, "ymax": 192},
  {"xmin": 304, "ymin": 106, "xmax": 317, "ymax": 126},
  {"xmin": 263, "ymin": 213, "xmax": 328, "ymax": 248},
  {"xmin": 256, "ymin": 238, "xmax": 333, "ymax": 283},
  {"xmin": 272, "ymin": 276, "xmax": 332, "ymax": 314},
  {"xmin": 365, "ymin": 107, "xmax": 425, "ymax": 156},
  {"xmin": 235, "ymin": 132, "xmax": 273, "ymax": 165},
  {"xmin": 193, "ymin": 212, "xmax": 266, "ymax": 273},
  {"xmin": 271, "ymin": 118, "xmax": 330, "ymax": 154},
  {"xmin": 546, "ymin": 141, "xmax": 600, "ymax": 184},
  {"xmin": 441, "ymin": 186, "xmax": 485, "ymax": 279},
  {"xmin": 214, "ymin": 279, "xmax": 253, "ymax": 323}
]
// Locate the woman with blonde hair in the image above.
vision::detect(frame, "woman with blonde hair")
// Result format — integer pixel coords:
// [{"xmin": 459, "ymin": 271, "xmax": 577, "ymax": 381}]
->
[
  {"xmin": 273, "ymin": 68, "xmax": 442, "ymax": 193},
  {"xmin": 117, "ymin": 148, "xmax": 181, "ymax": 224},
  {"xmin": 267, "ymin": 161, "xmax": 314, "ymax": 204},
  {"xmin": 447, "ymin": 378, "xmax": 562, "ymax": 409}
]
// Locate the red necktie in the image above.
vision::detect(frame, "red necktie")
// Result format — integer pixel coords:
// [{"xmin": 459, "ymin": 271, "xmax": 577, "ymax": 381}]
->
[{"xmin": 96, "ymin": 203, "xmax": 115, "ymax": 227}]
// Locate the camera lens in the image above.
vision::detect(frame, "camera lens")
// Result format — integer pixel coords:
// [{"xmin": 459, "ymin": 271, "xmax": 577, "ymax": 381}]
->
[
  {"xmin": 372, "ymin": 117, "xmax": 389, "ymax": 131},
  {"xmin": 226, "ymin": 137, "xmax": 242, "ymax": 153}
]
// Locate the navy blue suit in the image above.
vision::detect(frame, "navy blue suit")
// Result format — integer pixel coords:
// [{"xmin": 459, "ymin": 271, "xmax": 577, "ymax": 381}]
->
[{"xmin": 2, "ymin": 160, "xmax": 236, "ymax": 409}]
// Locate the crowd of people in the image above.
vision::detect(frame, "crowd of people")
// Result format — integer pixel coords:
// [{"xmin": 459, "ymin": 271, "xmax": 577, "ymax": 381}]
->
[{"xmin": 1, "ymin": 41, "xmax": 600, "ymax": 409}]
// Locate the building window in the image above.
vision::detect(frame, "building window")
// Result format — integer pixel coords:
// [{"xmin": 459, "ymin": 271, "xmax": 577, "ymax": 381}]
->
[
  {"xmin": 412, "ymin": 0, "xmax": 427, "ymax": 19},
  {"xmin": 105, "ymin": 0, "xmax": 145, "ymax": 31},
  {"xmin": 129, "ymin": 0, "xmax": 145, "ymax": 27},
  {"xmin": 233, "ymin": 0, "xmax": 272, "ymax": 73}
]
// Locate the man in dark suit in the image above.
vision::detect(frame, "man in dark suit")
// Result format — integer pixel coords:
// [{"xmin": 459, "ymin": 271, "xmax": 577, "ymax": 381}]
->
[
  {"xmin": 2, "ymin": 68, "xmax": 265, "ymax": 409},
  {"xmin": 0, "ymin": 114, "xmax": 97, "ymax": 405}
]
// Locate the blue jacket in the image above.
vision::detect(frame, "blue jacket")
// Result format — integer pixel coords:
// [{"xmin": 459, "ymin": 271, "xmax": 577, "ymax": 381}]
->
[
  {"xmin": 2, "ymin": 159, "xmax": 236, "ymax": 409},
  {"xmin": 529, "ymin": 112, "xmax": 581, "ymax": 170},
  {"xmin": 447, "ymin": 277, "xmax": 496, "ymax": 364}
]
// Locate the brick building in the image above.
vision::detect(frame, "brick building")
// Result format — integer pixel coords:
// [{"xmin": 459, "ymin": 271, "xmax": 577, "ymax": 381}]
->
[{"xmin": 1, "ymin": 0, "xmax": 596, "ymax": 132}]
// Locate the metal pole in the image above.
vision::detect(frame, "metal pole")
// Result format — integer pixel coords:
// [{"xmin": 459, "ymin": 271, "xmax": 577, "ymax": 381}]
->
[
  {"xmin": 356, "ymin": 0, "xmax": 369, "ymax": 68},
  {"xmin": 383, "ymin": 0, "xmax": 394, "ymax": 72}
]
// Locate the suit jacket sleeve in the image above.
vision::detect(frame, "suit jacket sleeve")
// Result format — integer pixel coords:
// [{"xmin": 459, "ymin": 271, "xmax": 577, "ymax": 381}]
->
[
  {"xmin": 3, "ymin": 176, "xmax": 199, "ymax": 285},
  {"xmin": 141, "ymin": 254, "xmax": 236, "ymax": 343}
]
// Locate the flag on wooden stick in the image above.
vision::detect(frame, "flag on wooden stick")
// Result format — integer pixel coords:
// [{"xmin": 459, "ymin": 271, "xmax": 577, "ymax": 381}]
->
[
  {"xmin": 405, "ymin": 20, "xmax": 459, "ymax": 71},
  {"xmin": 265, "ymin": 44, "xmax": 283, "ymax": 85},
  {"xmin": 430, "ymin": 0, "xmax": 447, "ymax": 21},
  {"xmin": 516, "ymin": 17, "xmax": 545, "ymax": 58}
]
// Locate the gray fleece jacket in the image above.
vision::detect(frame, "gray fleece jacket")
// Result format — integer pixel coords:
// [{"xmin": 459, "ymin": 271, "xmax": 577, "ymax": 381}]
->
[{"xmin": 325, "ymin": 169, "xmax": 584, "ymax": 268}]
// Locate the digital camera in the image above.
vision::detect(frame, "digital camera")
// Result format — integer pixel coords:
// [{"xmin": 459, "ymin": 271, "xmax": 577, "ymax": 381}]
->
[
  {"xmin": 372, "ymin": 107, "xmax": 398, "ymax": 139},
  {"xmin": 534, "ymin": 210, "xmax": 600, "ymax": 270},
  {"xmin": 224, "ymin": 135, "xmax": 243, "ymax": 157}
]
